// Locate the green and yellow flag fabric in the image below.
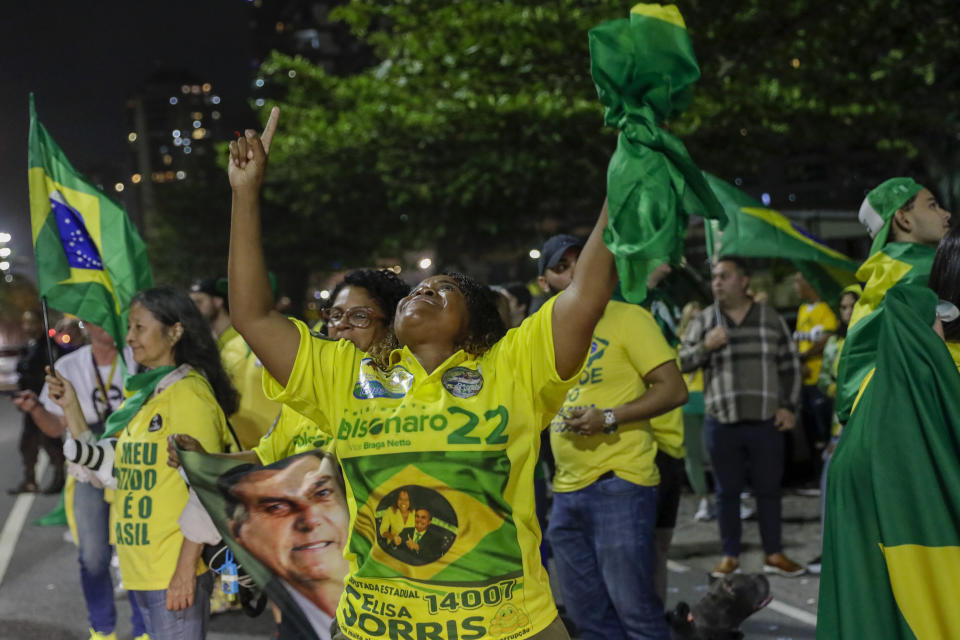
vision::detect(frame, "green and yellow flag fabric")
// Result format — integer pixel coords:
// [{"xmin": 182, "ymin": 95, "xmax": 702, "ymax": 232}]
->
[
  {"xmin": 590, "ymin": 4, "xmax": 725, "ymax": 304},
  {"xmin": 818, "ymin": 284, "xmax": 960, "ymax": 639},
  {"xmin": 704, "ymin": 173, "xmax": 859, "ymax": 303},
  {"xmin": 28, "ymin": 95, "xmax": 152, "ymax": 348},
  {"xmin": 833, "ymin": 242, "xmax": 936, "ymax": 424}
]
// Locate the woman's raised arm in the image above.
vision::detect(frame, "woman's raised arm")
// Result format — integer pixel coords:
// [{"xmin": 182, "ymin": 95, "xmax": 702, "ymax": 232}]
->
[{"xmin": 227, "ymin": 107, "xmax": 300, "ymax": 387}]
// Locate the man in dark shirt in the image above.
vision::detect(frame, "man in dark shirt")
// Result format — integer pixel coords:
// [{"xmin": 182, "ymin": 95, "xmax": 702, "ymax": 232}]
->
[
  {"xmin": 680, "ymin": 258, "xmax": 803, "ymax": 578},
  {"xmin": 9, "ymin": 310, "xmax": 64, "ymax": 494}
]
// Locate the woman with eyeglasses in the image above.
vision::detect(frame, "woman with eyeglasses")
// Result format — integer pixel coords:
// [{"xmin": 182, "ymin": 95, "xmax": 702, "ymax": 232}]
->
[
  {"xmin": 219, "ymin": 109, "xmax": 618, "ymax": 640},
  {"xmin": 169, "ymin": 268, "xmax": 409, "ymax": 467}
]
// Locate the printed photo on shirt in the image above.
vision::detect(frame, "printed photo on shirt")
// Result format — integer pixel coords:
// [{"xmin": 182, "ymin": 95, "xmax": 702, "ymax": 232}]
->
[{"xmin": 375, "ymin": 485, "xmax": 457, "ymax": 566}]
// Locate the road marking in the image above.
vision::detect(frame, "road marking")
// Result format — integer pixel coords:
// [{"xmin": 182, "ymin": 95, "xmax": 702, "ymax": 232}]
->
[
  {"xmin": 0, "ymin": 454, "xmax": 48, "ymax": 586},
  {"xmin": 667, "ymin": 558, "xmax": 817, "ymax": 627},
  {"xmin": 667, "ymin": 559, "xmax": 691, "ymax": 573},
  {"xmin": 767, "ymin": 599, "xmax": 818, "ymax": 627}
]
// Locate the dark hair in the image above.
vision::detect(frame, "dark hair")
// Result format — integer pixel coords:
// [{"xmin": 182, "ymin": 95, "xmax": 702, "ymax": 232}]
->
[
  {"xmin": 325, "ymin": 269, "xmax": 409, "ymax": 364},
  {"xmin": 218, "ymin": 450, "xmax": 344, "ymax": 537},
  {"xmin": 501, "ymin": 282, "xmax": 532, "ymax": 317},
  {"xmin": 930, "ymin": 227, "xmax": 960, "ymax": 341},
  {"xmin": 716, "ymin": 256, "xmax": 750, "ymax": 277},
  {"xmin": 327, "ymin": 269, "xmax": 409, "ymax": 326},
  {"xmin": 445, "ymin": 272, "xmax": 507, "ymax": 356},
  {"xmin": 837, "ymin": 291, "xmax": 861, "ymax": 338},
  {"xmin": 131, "ymin": 287, "xmax": 239, "ymax": 415}
]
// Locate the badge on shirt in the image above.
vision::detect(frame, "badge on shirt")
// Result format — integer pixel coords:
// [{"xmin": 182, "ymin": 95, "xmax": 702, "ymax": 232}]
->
[
  {"xmin": 442, "ymin": 366, "xmax": 484, "ymax": 398},
  {"xmin": 148, "ymin": 414, "xmax": 163, "ymax": 432}
]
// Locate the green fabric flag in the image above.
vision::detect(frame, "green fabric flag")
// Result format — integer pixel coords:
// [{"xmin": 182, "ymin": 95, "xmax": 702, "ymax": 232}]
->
[
  {"xmin": 102, "ymin": 366, "xmax": 176, "ymax": 438},
  {"xmin": 703, "ymin": 173, "xmax": 860, "ymax": 303},
  {"xmin": 818, "ymin": 284, "xmax": 960, "ymax": 639},
  {"xmin": 834, "ymin": 243, "xmax": 936, "ymax": 424},
  {"xmin": 590, "ymin": 4, "xmax": 726, "ymax": 304},
  {"xmin": 28, "ymin": 94, "xmax": 153, "ymax": 349}
]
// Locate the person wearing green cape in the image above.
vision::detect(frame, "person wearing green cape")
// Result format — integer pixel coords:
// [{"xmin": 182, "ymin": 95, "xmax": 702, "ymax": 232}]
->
[{"xmin": 46, "ymin": 287, "xmax": 239, "ymax": 640}]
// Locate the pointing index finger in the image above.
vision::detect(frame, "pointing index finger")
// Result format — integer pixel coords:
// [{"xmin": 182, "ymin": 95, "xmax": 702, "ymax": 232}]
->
[{"xmin": 260, "ymin": 106, "xmax": 280, "ymax": 153}]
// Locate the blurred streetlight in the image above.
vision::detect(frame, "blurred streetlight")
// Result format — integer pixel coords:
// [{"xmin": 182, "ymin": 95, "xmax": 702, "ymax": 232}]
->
[
  {"xmin": 418, "ymin": 258, "xmax": 432, "ymax": 270},
  {"xmin": 0, "ymin": 232, "xmax": 11, "ymax": 243},
  {"xmin": 529, "ymin": 249, "xmax": 541, "ymax": 260},
  {"xmin": 0, "ymin": 262, "xmax": 10, "ymax": 271}
]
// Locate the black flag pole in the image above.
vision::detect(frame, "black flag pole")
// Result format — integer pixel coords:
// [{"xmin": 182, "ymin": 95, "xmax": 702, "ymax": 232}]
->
[{"xmin": 39, "ymin": 296, "xmax": 57, "ymax": 375}]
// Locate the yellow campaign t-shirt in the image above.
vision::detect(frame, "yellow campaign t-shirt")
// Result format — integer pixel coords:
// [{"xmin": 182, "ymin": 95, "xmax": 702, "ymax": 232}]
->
[
  {"xmin": 112, "ymin": 368, "xmax": 233, "ymax": 590},
  {"xmin": 549, "ymin": 301, "xmax": 677, "ymax": 492},
  {"xmin": 253, "ymin": 403, "xmax": 333, "ymax": 465},
  {"xmin": 219, "ymin": 325, "xmax": 281, "ymax": 449},
  {"xmin": 264, "ymin": 294, "xmax": 581, "ymax": 640},
  {"xmin": 795, "ymin": 301, "xmax": 838, "ymax": 385}
]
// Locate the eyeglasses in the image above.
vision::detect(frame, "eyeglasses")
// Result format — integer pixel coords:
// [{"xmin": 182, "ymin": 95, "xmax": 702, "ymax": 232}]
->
[{"xmin": 321, "ymin": 306, "xmax": 384, "ymax": 329}]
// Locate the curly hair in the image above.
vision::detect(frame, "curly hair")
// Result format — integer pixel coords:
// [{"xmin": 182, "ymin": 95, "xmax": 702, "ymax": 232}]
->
[
  {"xmin": 444, "ymin": 272, "xmax": 507, "ymax": 356},
  {"xmin": 131, "ymin": 287, "xmax": 239, "ymax": 416},
  {"xmin": 325, "ymin": 269, "xmax": 410, "ymax": 365}
]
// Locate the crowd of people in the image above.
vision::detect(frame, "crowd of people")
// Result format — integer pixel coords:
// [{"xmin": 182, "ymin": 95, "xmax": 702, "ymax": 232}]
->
[{"xmin": 4, "ymin": 107, "xmax": 956, "ymax": 640}]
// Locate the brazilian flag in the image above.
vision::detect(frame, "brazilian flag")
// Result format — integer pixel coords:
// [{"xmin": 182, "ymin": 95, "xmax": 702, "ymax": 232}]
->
[
  {"xmin": 703, "ymin": 173, "xmax": 860, "ymax": 303},
  {"xmin": 28, "ymin": 95, "xmax": 152, "ymax": 348},
  {"xmin": 590, "ymin": 4, "xmax": 726, "ymax": 304},
  {"xmin": 834, "ymin": 243, "xmax": 936, "ymax": 424},
  {"xmin": 818, "ymin": 284, "xmax": 960, "ymax": 638}
]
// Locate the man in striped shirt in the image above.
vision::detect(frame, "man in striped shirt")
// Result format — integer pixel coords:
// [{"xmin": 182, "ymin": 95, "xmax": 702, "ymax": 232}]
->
[{"xmin": 680, "ymin": 257, "xmax": 803, "ymax": 578}]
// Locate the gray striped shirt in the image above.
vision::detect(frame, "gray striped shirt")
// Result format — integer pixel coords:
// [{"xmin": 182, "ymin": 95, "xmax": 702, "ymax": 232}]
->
[{"xmin": 679, "ymin": 302, "xmax": 800, "ymax": 423}]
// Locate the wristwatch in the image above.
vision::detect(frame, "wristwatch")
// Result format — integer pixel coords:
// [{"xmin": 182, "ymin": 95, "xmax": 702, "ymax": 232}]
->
[{"xmin": 602, "ymin": 409, "xmax": 618, "ymax": 434}]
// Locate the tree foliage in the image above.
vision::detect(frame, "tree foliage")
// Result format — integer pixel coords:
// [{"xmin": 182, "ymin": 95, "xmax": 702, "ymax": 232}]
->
[{"xmin": 151, "ymin": 0, "xmax": 960, "ymax": 291}]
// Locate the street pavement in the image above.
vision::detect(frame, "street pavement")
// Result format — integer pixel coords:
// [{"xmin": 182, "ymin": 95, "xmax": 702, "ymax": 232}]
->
[{"xmin": 0, "ymin": 398, "xmax": 819, "ymax": 639}]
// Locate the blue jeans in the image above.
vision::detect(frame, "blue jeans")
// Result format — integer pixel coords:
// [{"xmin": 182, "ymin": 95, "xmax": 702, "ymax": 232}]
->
[
  {"xmin": 704, "ymin": 416, "xmax": 784, "ymax": 557},
  {"xmin": 131, "ymin": 571, "xmax": 213, "ymax": 640},
  {"xmin": 73, "ymin": 480, "xmax": 147, "ymax": 636},
  {"xmin": 548, "ymin": 474, "xmax": 669, "ymax": 640}
]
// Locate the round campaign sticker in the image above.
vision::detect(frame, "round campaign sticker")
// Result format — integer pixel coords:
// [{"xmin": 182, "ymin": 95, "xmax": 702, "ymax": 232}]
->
[{"xmin": 441, "ymin": 366, "xmax": 483, "ymax": 398}]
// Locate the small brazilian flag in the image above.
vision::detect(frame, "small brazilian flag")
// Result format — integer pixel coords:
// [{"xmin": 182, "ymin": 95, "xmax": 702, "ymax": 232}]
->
[{"xmin": 28, "ymin": 95, "xmax": 152, "ymax": 348}]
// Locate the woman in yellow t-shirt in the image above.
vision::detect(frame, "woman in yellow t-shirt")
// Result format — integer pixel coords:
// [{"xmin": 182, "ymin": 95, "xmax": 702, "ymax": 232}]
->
[
  {"xmin": 215, "ymin": 111, "xmax": 618, "ymax": 640},
  {"xmin": 47, "ymin": 287, "xmax": 238, "ymax": 640}
]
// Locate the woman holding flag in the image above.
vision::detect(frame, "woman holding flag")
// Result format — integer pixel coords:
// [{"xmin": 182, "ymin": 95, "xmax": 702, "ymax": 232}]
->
[
  {"xmin": 218, "ymin": 108, "xmax": 618, "ymax": 640},
  {"xmin": 46, "ymin": 287, "xmax": 239, "ymax": 640}
]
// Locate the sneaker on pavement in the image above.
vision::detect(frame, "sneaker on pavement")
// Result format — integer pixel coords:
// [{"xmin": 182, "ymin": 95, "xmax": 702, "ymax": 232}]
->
[
  {"xmin": 739, "ymin": 499, "xmax": 756, "ymax": 520},
  {"xmin": 710, "ymin": 556, "xmax": 741, "ymax": 578},
  {"xmin": 693, "ymin": 497, "xmax": 715, "ymax": 521},
  {"xmin": 807, "ymin": 555, "xmax": 822, "ymax": 575},
  {"xmin": 88, "ymin": 629, "xmax": 118, "ymax": 640},
  {"xmin": 764, "ymin": 553, "xmax": 805, "ymax": 577}
]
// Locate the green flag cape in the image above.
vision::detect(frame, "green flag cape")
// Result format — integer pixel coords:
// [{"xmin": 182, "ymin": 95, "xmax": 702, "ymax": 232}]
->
[
  {"xmin": 28, "ymin": 94, "xmax": 153, "ymax": 350},
  {"xmin": 703, "ymin": 173, "xmax": 859, "ymax": 303},
  {"xmin": 590, "ymin": 4, "xmax": 725, "ymax": 304},
  {"xmin": 818, "ymin": 284, "xmax": 960, "ymax": 638},
  {"xmin": 834, "ymin": 243, "xmax": 936, "ymax": 424}
]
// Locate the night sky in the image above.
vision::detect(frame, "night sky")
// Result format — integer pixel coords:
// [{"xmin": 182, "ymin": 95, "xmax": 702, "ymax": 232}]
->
[{"xmin": 0, "ymin": 1, "xmax": 254, "ymax": 274}]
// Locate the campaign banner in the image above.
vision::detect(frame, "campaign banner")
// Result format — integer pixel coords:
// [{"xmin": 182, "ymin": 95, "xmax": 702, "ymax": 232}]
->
[{"xmin": 180, "ymin": 448, "xmax": 348, "ymax": 640}]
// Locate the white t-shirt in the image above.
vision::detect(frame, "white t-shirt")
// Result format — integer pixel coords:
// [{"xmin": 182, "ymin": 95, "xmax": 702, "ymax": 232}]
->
[{"xmin": 40, "ymin": 344, "xmax": 137, "ymax": 433}]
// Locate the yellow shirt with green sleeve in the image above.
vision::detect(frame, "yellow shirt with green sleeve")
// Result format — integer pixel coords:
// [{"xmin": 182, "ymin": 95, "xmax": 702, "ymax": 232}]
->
[
  {"xmin": 252, "ymin": 403, "xmax": 333, "ymax": 465},
  {"xmin": 219, "ymin": 325, "xmax": 281, "ymax": 449},
  {"xmin": 263, "ymin": 294, "xmax": 582, "ymax": 640},
  {"xmin": 112, "ymin": 367, "xmax": 233, "ymax": 590},
  {"xmin": 549, "ymin": 301, "xmax": 677, "ymax": 492}
]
